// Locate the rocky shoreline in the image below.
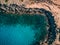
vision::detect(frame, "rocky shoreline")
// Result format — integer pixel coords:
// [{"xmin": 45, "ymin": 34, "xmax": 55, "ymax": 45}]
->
[
  {"xmin": 41, "ymin": 9, "xmax": 56, "ymax": 45},
  {"xmin": 0, "ymin": 4, "xmax": 59, "ymax": 45},
  {"xmin": 0, "ymin": 4, "xmax": 47, "ymax": 14}
]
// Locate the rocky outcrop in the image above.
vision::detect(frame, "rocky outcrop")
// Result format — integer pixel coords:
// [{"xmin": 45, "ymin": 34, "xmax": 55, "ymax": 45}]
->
[
  {"xmin": 0, "ymin": 4, "xmax": 44, "ymax": 14},
  {"xmin": 0, "ymin": 4, "xmax": 58, "ymax": 45},
  {"xmin": 0, "ymin": 0, "xmax": 60, "ymax": 45}
]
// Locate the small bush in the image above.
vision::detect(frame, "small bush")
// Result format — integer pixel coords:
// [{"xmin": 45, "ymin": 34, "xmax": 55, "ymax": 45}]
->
[{"xmin": 5, "ymin": 0, "xmax": 8, "ymax": 2}]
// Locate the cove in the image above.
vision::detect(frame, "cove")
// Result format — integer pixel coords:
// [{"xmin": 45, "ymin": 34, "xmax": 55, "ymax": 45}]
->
[
  {"xmin": 0, "ymin": 24, "xmax": 35, "ymax": 45},
  {"xmin": 0, "ymin": 12, "xmax": 48, "ymax": 45}
]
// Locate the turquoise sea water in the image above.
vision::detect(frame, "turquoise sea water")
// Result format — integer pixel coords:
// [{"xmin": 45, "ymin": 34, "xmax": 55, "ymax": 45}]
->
[
  {"xmin": 0, "ymin": 24, "xmax": 35, "ymax": 45},
  {"xmin": 0, "ymin": 12, "xmax": 48, "ymax": 45}
]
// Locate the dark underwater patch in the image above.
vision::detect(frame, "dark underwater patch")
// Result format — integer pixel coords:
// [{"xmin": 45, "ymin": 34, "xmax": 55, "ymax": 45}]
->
[{"xmin": 0, "ymin": 12, "xmax": 48, "ymax": 45}]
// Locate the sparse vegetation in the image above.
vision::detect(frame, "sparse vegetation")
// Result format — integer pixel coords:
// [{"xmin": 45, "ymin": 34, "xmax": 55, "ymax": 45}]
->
[{"xmin": 5, "ymin": 0, "xmax": 8, "ymax": 2}]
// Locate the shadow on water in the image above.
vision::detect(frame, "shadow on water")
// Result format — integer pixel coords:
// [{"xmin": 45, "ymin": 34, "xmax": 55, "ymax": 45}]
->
[{"xmin": 0, "ymin": 12, "xmax": 48, "ymax": 45}]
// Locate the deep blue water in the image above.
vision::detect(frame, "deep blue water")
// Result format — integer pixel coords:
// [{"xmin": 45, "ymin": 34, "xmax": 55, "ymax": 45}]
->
[{"xmin": 0, "ymin": 13, "xmax": 48, "ymax": 45}]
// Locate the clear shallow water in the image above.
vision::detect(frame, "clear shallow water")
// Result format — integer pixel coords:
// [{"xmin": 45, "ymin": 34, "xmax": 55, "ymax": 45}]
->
[
  {"xmin": 0, "ymin": 24, "xmax": 35, "ymax": 45},
  {"xmin": 0, "ymin": 12, "xmax": 48, "ymax": 45}
]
